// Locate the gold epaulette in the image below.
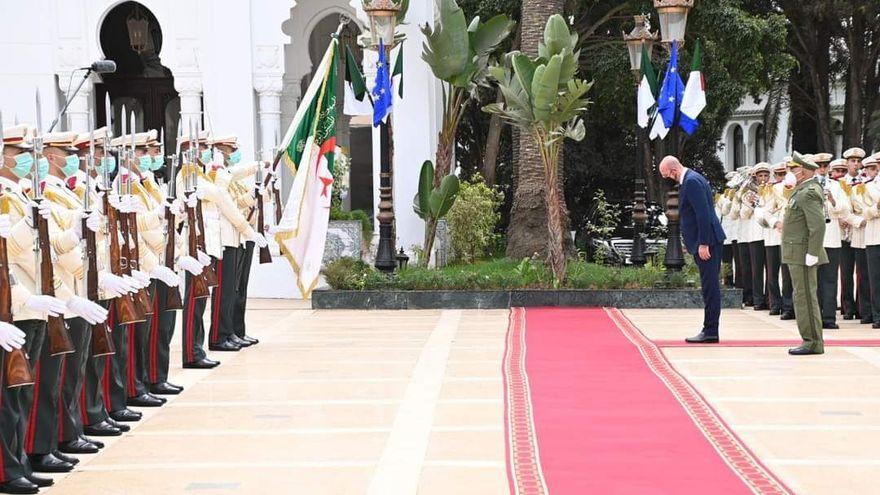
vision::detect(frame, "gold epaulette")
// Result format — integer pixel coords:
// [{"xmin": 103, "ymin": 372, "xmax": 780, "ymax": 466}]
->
[
  {"xmin": 141, "ymin": 178, "xmax": 164, "ymax": 203},
  {"xmin": 131, "ymin": 182, "xmax": 152, "ymax": 208},
  {"xmin": 179, "ymin": 164, "xmax": 213, "ymax": 182},
  {"xmin": 43, "ymin": 186, "xmax": 79, "ymax": 210},
  {"xmin": 714, "ymin": 193, "xmax": 721, "ymax": 203},
  {"xmin": 73, "ymin": 184, "xmax": 86, "ymax": 203},
  {"xmin": 856, "ymin": 184, "xmax": 866, "ymax": 195},
  {"xmin": 840, "ymin": 180, "xmax": 852, "ymax": 195}
]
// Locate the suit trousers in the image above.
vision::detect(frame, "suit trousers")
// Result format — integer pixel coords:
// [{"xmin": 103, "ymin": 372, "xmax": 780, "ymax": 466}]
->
[
  {"xmin": 1, "ymin": 320, "xmax": 44, "ymax": 481},
  {"xmin": 58, "ymin": 317, "xmax": 90, "ymax": 443},
  {"xmin": 865, "ymin": 246, "xmax": 880, "ymax": 323},
  {"xmin": 790, "ymin": 264, "xmax": 824, "ymax": 352},
  {"xmin": 840, "ymin": 241, "xmax": 857, "ymax": 317},
  {"xmin": 148, "ymin": 281, "xmax": 178, "ymax": 385},
  {"xmin": 817, "ymin": 248, "xmax": 841, "ymax": 325},
  {"xmin": 749, "ymin": 240, "xmax": 766, "ymax": 306},
  {"xmin": 210, "ymin": 247, "xmax": 240, "ymax": 345},
  {"xmin": 26, "ymin": 318, "xmax": 63, "ymax": 455},
  {"xmin": 182, "ymin": 269, "xmax": 209, "ymax": 364},
  {"xmin": 734, "ymin": 241, "xmax": 753, "ymax": 304},
  {"xmin": 855, "ymin": 248, "xmax": 873, "ymax": 322},
  {"xmin": 234, "ymin": 242, "xmax": 255, "ymax": 338},
  {"xmin": 81, "ymin": 301, "xmax": 111, "ymax": 426},
  {"xmin": 694, "ymin": 244, "xmax": 723, "ymax": 337},
  {"xmin": 765, "ymin": 245, "xmax": 782, "ymax": 311}
]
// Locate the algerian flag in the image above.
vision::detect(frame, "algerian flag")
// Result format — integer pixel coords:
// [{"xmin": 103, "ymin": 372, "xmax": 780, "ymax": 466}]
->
[
  {"xmin": 637, "ymin": 44, "xmax": 658, "ymax": 129},
  {"xmin": 343, "ymin": 44, "xmax": 372, "ymax": 116},
  {"xmin": 275, "ymin": 36, "xmax": 339, "ymax": 298},
  {"xmin": 392, "ymin": 44, "xmax": 404, "ymax": 102},
  {"xmin": 649, "ymin": 108, "xmax": 669, "ymax": 140},
  {"xmin": 679, "ymin": 39, "xmax": 706, "ymax": 135}
]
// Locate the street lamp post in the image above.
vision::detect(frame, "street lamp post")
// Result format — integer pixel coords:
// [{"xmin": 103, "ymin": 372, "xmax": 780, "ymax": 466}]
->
[
  {"xmin": 653, "ymin": 0, "xmax": 693, "ymax": 273},
  {"xmin": 623, "ymin": 15, "xmax": 658, "ymax": 267},
  {"xmin": 363, "ymin": 0, "xmax": 401, "ymax": 273}
]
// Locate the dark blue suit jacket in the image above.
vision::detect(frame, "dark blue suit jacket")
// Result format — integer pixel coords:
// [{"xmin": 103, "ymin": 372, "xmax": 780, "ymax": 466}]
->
[{"xmin": 678, "ymin": 169, "xmax": 726, "ymax": 254}]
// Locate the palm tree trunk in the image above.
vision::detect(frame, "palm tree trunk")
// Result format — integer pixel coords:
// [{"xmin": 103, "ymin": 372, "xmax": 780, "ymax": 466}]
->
[{"xmin": 506, "ymin": 0, "xmax": 567, "ymax": 260}]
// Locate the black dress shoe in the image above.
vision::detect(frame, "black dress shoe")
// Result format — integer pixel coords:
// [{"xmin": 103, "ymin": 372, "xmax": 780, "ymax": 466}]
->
[
  {"xmin": 861, "ymin": 318, "xmax": 874, "ymax": 325},
  {"xmin": 127, "ymin": 393, "xmax": 164, "ymax": 407},
  {"xmin": 873, "ymin": 323, "xmax": 880, "ymax": 329},
  {"xmin": 788, "ymin": 346, "xmax": 823, "ymax": 355},
  {"xmin": 753, "ymin": 304, "xmax": 769, "ymax": 311},
  {"xmin": 229, "ymin": 335, "xmax": 252, "ymax": 347},
  {"xmin": 28, "ymin": 453, "xmax": 74, "ymax": 473},
  {"xmin": 780, "ymin": 311, "xmax": 796, "ymax": 320},
  {"xmin": 242, "ymin": 335, "xmax": 259, "ymax": 345},
  {"xmin": 58, "ymin": 438, "xmax": 99, "ymax": 454},
  {"xmin": 110, "ymin": 408, "xmax": 142, "ymax": 422},
  {"xmin": 84, "ymin": 420, "xmax": 122, "ymax": 436},
  {"xmin": 24, "ymin": 474, "xmax": 53, "ymax": 488},
  {"xmin": 146, "ymin": 392, "xmax": 167, "ymax": 404},
  {"xmin": 843, "ymin": 314, "xmax": 856, "ymax": 320},
  {"xmin": 822, "ymin": 322, "xmax": 839, "ymax": 329},
  {"xmin": 150, "ymin": 382, "xmax": 183, "ymax": 395},
  {"xmin": 80, "ymin": 435, "xmax": 104, "ymax": 449},
  {"xmin": 184, "ymin": 358, "xmax": 220, "ymax": 369},
  {"xmin": 51, "ymin": 450, "xmax": 79, "ymax": 465},
  {"xmin": 685, "ymin": 332, "xmax": 719, "ymax": 344},
  {"xmin": 0, "ymin": 477, "xmax": 39, "ymax": 494},
  {"xmin": 744, "ymin": 300, "xmax": 754, "ymax": 307},
  {"xmin": 208, "ymin": 340, "xmax": 241, "ymax": 352},
  {"xmin": 769, "ymin": 309, "xmax": 781, "ymax": 316},
  {"xmin": 105, "ymin": 417, "xmax": 131, "ymax": 432}
]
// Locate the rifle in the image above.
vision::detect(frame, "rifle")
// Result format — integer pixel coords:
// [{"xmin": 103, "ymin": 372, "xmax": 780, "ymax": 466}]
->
[
  {"xmin": 190, "ymin": 125, "xmax": 218, "ymax": 288},
  {"xmin": 83, "ymin": 122, "xmax": 115, "ymax": 357},
  {"xmin": 182, "ymin": 123, "xmax": 211, "ymax": 299},
  {"xmin": 162, "ymin": 135, "xmax": 183, "ymax": 311},
  {"xmin": 32, "ymin": 90, "xmax": 75, "ymax": 356},
  {"xmin": 123, "ymin": 111, "xmax": 153, "ymax": 315}
]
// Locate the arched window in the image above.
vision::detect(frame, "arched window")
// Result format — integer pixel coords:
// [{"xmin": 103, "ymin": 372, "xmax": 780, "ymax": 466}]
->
[
  {"xmin": 754, "ymin": 124, "xmax": 765, "ymax": 163},
  {"xmin": 733, "ymin": 125, "xmax": 744, "ymax": 169}
]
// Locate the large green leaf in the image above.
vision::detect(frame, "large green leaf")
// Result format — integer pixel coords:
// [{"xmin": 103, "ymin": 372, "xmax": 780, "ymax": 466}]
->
[
  {"xmin": 471, "ymin": 15, "xmax": 515, "ymax": 57},
  {"xmin": 511, "ymin": 52, "xmax": 537, "ymax": 103},
  {"xmin": 414, "ymin": 160, "xmax": 434, "ymax": 219},
  {"xmin": 428, "ymin": 174, "xmax": 460, "ymax": 218},
  {"xmin": 420, "ymin": 0, "xmax": 469, "ymax": 82},
  {"xmin": 531, "ymin": 54, "xmax": 562, "ymax": 123},
  {"xmin": 539, "ymin": 15, "xmax": 574, "ymax": 59}
]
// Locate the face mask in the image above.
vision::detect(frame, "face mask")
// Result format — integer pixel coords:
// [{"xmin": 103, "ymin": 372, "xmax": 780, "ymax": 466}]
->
[
  {"xmin": 10, "ymin": 152, "xmax": 34, "ymax": 179},
  {"xmin": 139, "ymin": 155, "xmax": 154, "ymax": 171},
  {"xmin": 153, "ymin": 156, "xmax": 164, "ymax": 170},
  {"xmin": 783, "ymin": 171, "xmax": 797, "ymax": 188},
  {"xmin": 37, "ymin": 157, "xmax": 50, "ymax": 178},
  {"xmin": 200, "ymin": 149, "xmax": 212, "ymax": 163},
  {"xmin": 96, "ymin": 156, "xmax": 117, "ymax": 175},
  {"xmin": 60, "ymin": 154, "xmax": 80, "ymax": 178},
  {"xmin": 228, "ymin": 149, "xmax": 242, "ymax": 165}
]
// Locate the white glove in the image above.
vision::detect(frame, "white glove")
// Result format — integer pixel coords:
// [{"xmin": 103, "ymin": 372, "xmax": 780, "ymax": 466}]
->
[
  {"xmin": 131, "ymin": 269, "xmax": 151, "ymax": 287},
  {"xmin": 25, "ymin": 295, "xmax": 67, "ymax": 316},
  {"xmin": 127, "ymin": 197, "xmax": 146, "ymax": 214},
  {"xmin": 196, "ymin": 250, "xmax": 211, "ymax": 266},
  {"xmin": 178, "ymin": 255, "xmax": 204, "ymax": 276},
  {"xmin": 66, "ymin": 296, "xmax": 108, "ymax": 325},
  {"xmin": 0, "ymin": 214, "xmax": 11, "ymax": 239},
  {"xmin": 185, "ymin": 194, "xmax": 198, "ymax": 208},
  {"xmin": 271, "ymin": 177, "xmax": 281, "ymax": 191},
  {"xmin": 250, "ymin": 232, "xmax": 269, "ymax": 248},
  {"xmin": 150, "ymin": 266, "xmax": 180, "ymax": 287},
  {"xmin": 25, "ymin": 201, "xmax": 52, "ymax": 227},
  {"xmin": 0, "ymin": 322, "xmax": 26, "ymax": 352},
  {"xmin": 169, "ymin": 199, "xmax": 184, "ymax": 216},
  {"xmin": 108, "ymin": 195, "xmax": 127, "ymax": 213},
  {"xmin": 152, "ymin": 203, "xmax": 167, "ymax": 218},
  {"xmin": 122, "ymin": 274, "xmax": 144, "ymax": 292},
  {"xmin": 805, "ymin": 254, "xmax": 818, "ymax": 267},
  {"xmin": 86, "ymin": 210, "xmax": 102, "ymax": 233},
  {"xmin": 267, "ymin": 225, "xmax": 290, "ymax": 236},
  {"xmin": 98, "ymin": 272, "xmax": 126, "ymax": 298},
  {"xmin": 195, "ymin": 187, "xmax": 207, "ymax": 200}
]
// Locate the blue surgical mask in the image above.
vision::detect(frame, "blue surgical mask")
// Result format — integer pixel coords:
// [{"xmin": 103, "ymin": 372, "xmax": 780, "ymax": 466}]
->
[
  {"xmin": 139, "ymin": 155, "xmax": 154, "ymax": 171},
  {"xmin": 200, "ymin": 149, "xmax": 212, "ymax": 163},
  {"xmin": 228, "ymin": 149, "xmax": 242, "ymax": 165},
  {"xmin": 10, "ymin": 152, "xmax": 34, "ymax": 179},
  {"xmin": 96, "ymin": 156, "xmax": 117, "ymax": 175},
  {"xmin": 37, "ymin": 157, "xmax": 50, "ymax": 178},
  {"xmin": 60, "ymin": 154, "xmax": 80, "ymax": 178}
]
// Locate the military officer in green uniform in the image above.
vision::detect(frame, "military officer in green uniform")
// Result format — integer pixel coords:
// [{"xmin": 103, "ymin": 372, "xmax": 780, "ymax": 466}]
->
[{"xmin": 782, "ymin": 152, "xmax": 828, "ymax": 355}]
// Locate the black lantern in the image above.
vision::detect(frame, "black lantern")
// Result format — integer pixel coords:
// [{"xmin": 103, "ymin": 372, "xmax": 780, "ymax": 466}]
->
[{"xmin": 395, "ymin": 247, "xmax": 409, "ymax": 271}]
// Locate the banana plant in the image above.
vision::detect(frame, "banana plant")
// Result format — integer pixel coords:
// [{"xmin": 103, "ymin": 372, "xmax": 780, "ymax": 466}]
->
[
  {"xmin": 413, "ymin": 160, "xmax": 460, "ymax": 267},
  {"xmin": 483, "ymin": 14, "xmax": 592, "ymax": 282}
]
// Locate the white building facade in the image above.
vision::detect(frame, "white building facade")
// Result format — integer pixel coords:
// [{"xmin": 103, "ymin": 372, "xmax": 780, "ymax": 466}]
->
[{"xmin": 0, "ymin": 0, "xmax": 441, "ymax": 298}]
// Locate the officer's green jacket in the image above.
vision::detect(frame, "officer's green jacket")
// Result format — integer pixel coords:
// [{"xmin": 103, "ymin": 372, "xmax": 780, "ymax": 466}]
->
[{"xmin": 781, "ymin": 178, "xmax": 828, "ymax": 266}]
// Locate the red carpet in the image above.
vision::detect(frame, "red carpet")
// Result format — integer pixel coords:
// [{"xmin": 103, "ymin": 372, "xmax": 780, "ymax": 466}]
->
[{"xmin": 503, "ymin": 307, "xmax": 791, "ymax": 495}]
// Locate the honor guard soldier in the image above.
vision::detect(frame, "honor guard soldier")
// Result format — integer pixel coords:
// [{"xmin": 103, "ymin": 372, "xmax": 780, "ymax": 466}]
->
[
  {"xmin": 757, "ymin": 161, "xmax": 791, "ymax": 317},
  {"xmin": 783, "ymin": 153, "xmax": 828, "ymax": 355},
  {"xmin": 840, "ymin": 147, "xmax": 865, "ymax": 320},
  {"xmin": 740, "ymin": 163, "xmax": 771, "ymax": 310},
  {"xmin": 816, "ymin": 158, "xmax": 852, "ymax": 329},
  {"xmin": 717, "ymin": 172, "xmax": 738, "ymax": 287},
  {"xmin": 731, "ymin": 167, "xmax": 754, "ymax": 306},
  {"xmin": 842, "ymin": 148, "xmax": 873, "ymax": 325},
  {"xmin": 859, "ymin": 154, "xmax": 880, "ymax": 328}
]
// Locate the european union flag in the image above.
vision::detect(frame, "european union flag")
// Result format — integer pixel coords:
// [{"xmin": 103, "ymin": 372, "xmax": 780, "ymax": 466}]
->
[
  {"xmin": 372, "ymin": 40, "xmax": 393, "ymax": 127},
  {"xmin": 657, "ymin": 41, "xmax": 685, "ymax": 130}
]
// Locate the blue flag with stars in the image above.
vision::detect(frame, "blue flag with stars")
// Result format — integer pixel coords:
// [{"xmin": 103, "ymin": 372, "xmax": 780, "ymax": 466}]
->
[
  {"xmin": 372, "ymin": 40, "xmax": 393, "ymax": 127},
  {"xmin": 657, "ymin": 41, "xmax": 684, "ymax": 129}
]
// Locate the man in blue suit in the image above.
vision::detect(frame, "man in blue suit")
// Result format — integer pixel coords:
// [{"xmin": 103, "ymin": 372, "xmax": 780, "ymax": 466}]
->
[{"xmin": 659, "ymin": 156, "xmax": 727, "ymax": 343}]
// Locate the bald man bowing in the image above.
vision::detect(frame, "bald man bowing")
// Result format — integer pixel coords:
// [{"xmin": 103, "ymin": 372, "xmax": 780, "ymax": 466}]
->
[{"xmin": 659, "ymin": 156, "xmax": 727, "ymax": 343}]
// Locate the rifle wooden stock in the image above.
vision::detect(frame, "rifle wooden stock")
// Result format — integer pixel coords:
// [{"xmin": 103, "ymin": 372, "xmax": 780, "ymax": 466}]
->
[
  {"xmin": 163, "ymin": 207, "xmax": 183, "ymax": 310},
  {"xmin": 33, "ymin": 205, "xmax": 74, "ymax": 356},
  {"xmin": 256, "ymin": 189, "xmax": 272, "ymax": 264},
  {"xmin": 83, "ymin": 214, "xmax": 115, "ymax": 358},
  {"xmin": 0, "ymin": 232, "xmax": 35, "ymax": 388},
  {"xmin": 194, "ymin": 200, "xmax": 218, "ymax": 287},
  {"xmin": 102, "ymin": 194, "xmax": 145, "ymax": 325},
  {"xmin": 185, "ymin": 200, "xmax": 211, "ymax": 299},
  {"xmin": 120, "ymin": 203, "xmax": 153, "ymax": 316}
]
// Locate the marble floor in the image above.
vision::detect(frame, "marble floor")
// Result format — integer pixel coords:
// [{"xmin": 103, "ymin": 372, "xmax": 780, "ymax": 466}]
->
[{"xmin": 43, "ymin": 302, "xmax": 880, "ymax": 495}]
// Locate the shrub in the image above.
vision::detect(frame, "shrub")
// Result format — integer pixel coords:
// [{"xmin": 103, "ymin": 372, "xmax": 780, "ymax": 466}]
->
[
  {"xmin": 329, "ymin": 207, "xmax": 373, "ymax": 245},
  {"xmin": 322, "ymin": 257, "xmax": 384, "ymax": 290},
  {"xmin": 446, "ymin": 175, "xmax": 503, "ymax": 264}
]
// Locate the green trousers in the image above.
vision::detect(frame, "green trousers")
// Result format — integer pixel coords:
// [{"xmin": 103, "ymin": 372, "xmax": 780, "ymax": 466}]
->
[{"xmin": 790, "ymin": 264, "xmax": 824, "ymax": 352}]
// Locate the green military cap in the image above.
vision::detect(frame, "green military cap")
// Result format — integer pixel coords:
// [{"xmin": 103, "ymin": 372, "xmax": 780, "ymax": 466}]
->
[{"xmin": 790, "ymin": 151, "xmax": 818, "ymax": 170}]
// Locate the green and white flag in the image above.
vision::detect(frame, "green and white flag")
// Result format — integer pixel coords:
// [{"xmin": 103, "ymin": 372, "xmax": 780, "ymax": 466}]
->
[
  {"xmin": 637, "ymin": 44, "xmax": 658, "ymax": 129},
  {"xmin": 392, "ymin": 44, "xmax": 404, "ymax": 101},
  {"xmin": 275, "ymin": 36, "xmax": 339, "ymax": 298},
  {"xmin": 343, "ymin": 44, "xmax": 372, "ymax": 116}
]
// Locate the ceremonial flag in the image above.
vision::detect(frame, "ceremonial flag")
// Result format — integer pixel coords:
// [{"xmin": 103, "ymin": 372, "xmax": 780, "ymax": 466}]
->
[
  {"xmin": 372, "ymin": 40, "xmax": 393, "ymax": 127},
  {"xmin": 637, "ymin": 44, "xmax": 658, "ymax": 129},
  {"xmin": 392, "ymin": 44, "xmax": 404, "ymax": 100},
  {"xmin": 657, "ymin": 41, "xmax": 684, "ymax": 129},
  {"xmin": 343, "ymin": 44, "xmax": 373, "ymax": 116},
  {"xmin": 274, "ymin": 36, "xmax": 339, "ymax": 298},
  {"xmin": 679, "ymin": 40, "xmax": 706, "ymax": 135}
]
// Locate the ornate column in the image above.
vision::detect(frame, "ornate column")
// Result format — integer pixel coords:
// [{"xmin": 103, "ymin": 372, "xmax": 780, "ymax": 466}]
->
[
  {"xmin": 175, "ymin": 76, "xmax": 203, "ymax": 130},
  {"xmin": 254, "ymin": 76, "xmax": 284, "ymax": 157}
]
